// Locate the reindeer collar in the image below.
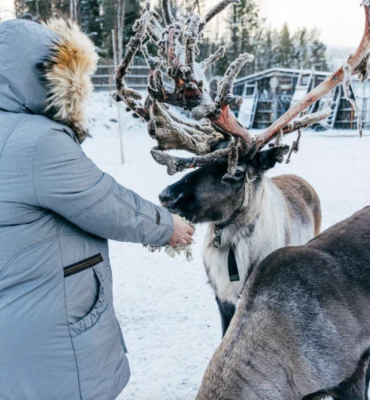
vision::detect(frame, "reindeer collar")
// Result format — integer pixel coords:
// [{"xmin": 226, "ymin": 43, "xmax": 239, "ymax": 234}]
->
[
  {"xmin": 212, "ymin": 189, "xmax": 246, "ymax": 249},
  {"xmin": 212, "ymin": 189, "xmax": 260, "ymax": 283}
]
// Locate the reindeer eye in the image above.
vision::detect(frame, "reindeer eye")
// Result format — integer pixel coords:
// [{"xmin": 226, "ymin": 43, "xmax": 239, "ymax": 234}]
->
[{"xmin": 234, "ymin": 170, "xmax": 243, "ymax": 178}]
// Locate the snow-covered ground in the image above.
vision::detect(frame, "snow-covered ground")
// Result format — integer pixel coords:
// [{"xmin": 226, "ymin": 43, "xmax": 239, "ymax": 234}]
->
[{"xmin": 83, "ymin": 91, "xmax": 370, "ymax": 400}]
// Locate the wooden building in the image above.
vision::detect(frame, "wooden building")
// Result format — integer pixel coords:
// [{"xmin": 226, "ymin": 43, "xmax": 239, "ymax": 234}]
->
[{"xmin": 233, "ymin": 68, "xmax": 370, "ymax": 130}]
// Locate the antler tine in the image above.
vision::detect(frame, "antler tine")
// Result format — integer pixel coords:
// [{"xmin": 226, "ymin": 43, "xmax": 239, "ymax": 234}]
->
[
  {"xmin": 201, "ymin": 46, "xmax": 226, "ymax": 72},
  {"xmin": 209, "ymin": 78, "xmax": 220, "ymax": 101},
  {"xmin": 207, "ymin": 52, "xmax": 255, "ymax": 146},
  {"xmin": 147, "ymin": 18, "xmax": 165, "ymax": 43},
  {"xmin": 147, "ymin": 100, "xmax": 224, "ymax": 154},
  {"xmin": 215, "ymin": 52, "xmax": 255, "ymax": 108},
  {"xmin": 283, "ymin": 109, "xmax": 331, "ymax": 135},
  {"xmin": 166, "ymin": 23, "xmax": 182, "ymax": 70},
  {"xmin": 165, "ymin": 109, "xmax": 217, "ymax": 133},
  {"xmin": 161, "ymin": 0, "xmax": 175, "ymax": 26},
  {"xmin": 141, "ymin": 45, "xmax": 161, "ymax": 71},
  {"xmin": 357, "ymin": 52, "xmax": 370, "ymax": 82},
  {"xmin": 185, "ymin": 15, "xmax": 201, "ymax": 75},
  {"xmin": 151, "ymin": 147, "xmax": 231, "ymax": 176},
  {"xmin": 114, "ymin": 6, "xmax": 155, "ymax": 121},
  {"xmin": 199, "ymin": 0, "xmax": 241, "ymax": 32},
  {"xmin": 252, "ymin": 2, "xmax": 370, "ymax": 153}
]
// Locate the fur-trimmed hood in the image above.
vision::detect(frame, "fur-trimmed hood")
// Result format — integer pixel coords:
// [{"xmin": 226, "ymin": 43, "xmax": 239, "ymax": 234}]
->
[{"xmin": 0, "ymin": 18, "xmax": 98, "ymax": 142}]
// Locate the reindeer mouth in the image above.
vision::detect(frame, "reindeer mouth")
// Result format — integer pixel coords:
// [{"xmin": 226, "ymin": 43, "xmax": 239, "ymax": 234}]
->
[{"xmin": 160, "ymin": 193, "xmax": 197, "ymax": 222}]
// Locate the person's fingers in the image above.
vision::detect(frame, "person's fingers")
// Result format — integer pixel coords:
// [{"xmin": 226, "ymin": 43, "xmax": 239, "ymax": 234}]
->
[
  {"xmin": 184, "ymin": 234, "xmax": 192, "ymax": 242},
  {"xmin": 186, "ymin": 225, "xmax": 195, "ymax": 235},
  {"xmin": 179, "ymin": 239, "xmax": 187, "ymax": 246},
  {"xmin": 169, "ymin": 236, "xmax": 178, "ymax": 245}
]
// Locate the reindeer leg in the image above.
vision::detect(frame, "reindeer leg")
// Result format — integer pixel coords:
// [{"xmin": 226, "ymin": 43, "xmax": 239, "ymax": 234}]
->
[{"xmin": 216, "ymin": 297, "xmax": 236, "ymax": 337}]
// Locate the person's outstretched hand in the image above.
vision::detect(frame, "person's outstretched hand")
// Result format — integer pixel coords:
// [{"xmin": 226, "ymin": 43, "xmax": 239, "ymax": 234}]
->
[{"xmin": 169, "ymin": 214, "xmax": 194, "ymax": 247}]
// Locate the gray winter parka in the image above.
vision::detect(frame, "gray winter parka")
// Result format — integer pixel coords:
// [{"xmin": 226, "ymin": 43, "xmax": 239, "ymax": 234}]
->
[{"xmin": 0, "ymin": 19, "xmax": 174, "ymax": 400}]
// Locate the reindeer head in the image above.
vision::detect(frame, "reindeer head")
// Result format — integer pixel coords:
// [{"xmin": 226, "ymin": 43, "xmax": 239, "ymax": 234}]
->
[
  {"xmin": 158, "ymin": 144, "xmax": 290, "ymax": 223},
  {"xmin": 114, "ymin": 0, "xmax": 370, "ymax": 225}
]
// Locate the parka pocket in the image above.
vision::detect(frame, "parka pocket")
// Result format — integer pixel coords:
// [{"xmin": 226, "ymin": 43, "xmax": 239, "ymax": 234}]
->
[
  {"xmin": 64, "ymin": 253, "xmax": 105, "ymax": 326},
  {"xmin": 68, "ymin": 265, "xmax": 108, "ymax": 337}
]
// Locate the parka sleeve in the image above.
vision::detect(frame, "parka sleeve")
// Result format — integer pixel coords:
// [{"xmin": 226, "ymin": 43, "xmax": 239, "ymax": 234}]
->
[{"xmin": 32, "ymin": 128, "xmax": 174, "ymax": 246}]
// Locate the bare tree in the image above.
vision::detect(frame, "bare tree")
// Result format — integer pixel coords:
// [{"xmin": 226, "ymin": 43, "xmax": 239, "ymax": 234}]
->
[{"xmin": 70, "ymin": 0, "xmax": 79, "ymax": 22}]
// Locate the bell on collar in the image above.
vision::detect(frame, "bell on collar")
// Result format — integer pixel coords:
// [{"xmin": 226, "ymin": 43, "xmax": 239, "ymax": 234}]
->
[
  {"xmin": 213, "ymin": 227, "xmax": 222, "ymax": 248},
  {"xmin": 213, "ymin": 235, "xmax": 221, "ymax": 248}
]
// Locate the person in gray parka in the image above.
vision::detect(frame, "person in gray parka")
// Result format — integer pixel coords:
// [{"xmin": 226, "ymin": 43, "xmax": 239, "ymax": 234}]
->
[{"xmin": 0, "ymin": 18, "xmax": 194, "ymax": 400}]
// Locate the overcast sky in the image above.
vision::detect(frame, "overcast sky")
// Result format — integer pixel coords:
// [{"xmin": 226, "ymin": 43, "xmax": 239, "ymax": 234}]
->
[
  {"xmin": 0, "ymin": 0, "xmax": 15, "ymax": 20},
  {"xmin": 258, "ymin": 0, "xmax": 364, "ymax": 47},
  {"xmin": 0, "ymin": 0, "xmax": 366, "ymax": 48}
]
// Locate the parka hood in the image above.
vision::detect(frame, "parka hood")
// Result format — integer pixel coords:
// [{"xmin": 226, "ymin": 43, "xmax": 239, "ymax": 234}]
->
[{"xmin": 0, "ymin": 18, "xmax": 99, "ymax": 142}]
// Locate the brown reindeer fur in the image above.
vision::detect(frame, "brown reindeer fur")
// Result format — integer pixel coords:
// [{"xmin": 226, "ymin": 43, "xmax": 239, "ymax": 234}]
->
[{"xmin": 272, "ymin": 175, "xmax": 322, "ymax": 236}]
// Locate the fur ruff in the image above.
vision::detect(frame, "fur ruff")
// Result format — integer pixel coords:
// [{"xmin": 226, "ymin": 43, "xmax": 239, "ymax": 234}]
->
[{"xmin": 42, "ymin": 18, "xmax": 99, "ymax": 142}]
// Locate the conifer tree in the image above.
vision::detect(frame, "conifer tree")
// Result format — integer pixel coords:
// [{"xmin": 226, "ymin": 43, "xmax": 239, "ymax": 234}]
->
[
  {"xmin": 276, "ymin": 23, "xmax": 295, "ymax": 67},
  {"xmin": 13, "ymin": 0, "xmax": 329, "ymax": 73},
  {"xmin": 309, "ymin": 29, "xmax": 328, "ymax": 71},
  {"xmin": 100, "ymin": 0, "xmax": 143, "ymax": 59},
  {"xmin": 258, "ymin": 28, "xmax": 276, "ymax": 71},
  {"xmin": 293, "ymin": 27, "xmax": 311, "ymax": 69},
  {"xmin": 81, "ymin": 0, "xmax": 102, "ymax": 49},
  {"xmin": 226, "ymin": 0, "xmax": 260, "ymax": 76}
]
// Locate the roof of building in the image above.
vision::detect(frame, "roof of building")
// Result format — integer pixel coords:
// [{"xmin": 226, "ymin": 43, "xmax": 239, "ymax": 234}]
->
[{"xmin": 234, "ymin": 67, "xmax": 331, "ymax": 86}]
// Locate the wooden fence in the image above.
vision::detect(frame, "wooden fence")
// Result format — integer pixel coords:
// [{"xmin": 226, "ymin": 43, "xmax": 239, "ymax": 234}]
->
[{"xmin": 92, "ymin": 59, "xmax": 149, "ymax": 91}]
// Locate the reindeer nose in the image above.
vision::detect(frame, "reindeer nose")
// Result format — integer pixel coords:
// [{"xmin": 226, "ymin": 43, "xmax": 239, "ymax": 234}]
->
[
  {"xmin": 159, "ymin": 189, "xmax": 184, "ymax": 209},
  {"xmin": 159, "ymin": 189, "xmax": 174, "ymax": 205}
]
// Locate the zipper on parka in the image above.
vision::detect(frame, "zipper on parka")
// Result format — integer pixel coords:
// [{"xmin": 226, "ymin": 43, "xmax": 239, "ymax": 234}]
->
[{"xmin": 63, "ymin": 254, "xmax": 103, "ymax": 278}]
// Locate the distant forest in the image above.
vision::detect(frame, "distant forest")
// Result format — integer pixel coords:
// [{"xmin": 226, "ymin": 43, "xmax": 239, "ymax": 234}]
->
[{"xmin": 14, "ymin": 0, "xmax": 328, "ymax": 76}]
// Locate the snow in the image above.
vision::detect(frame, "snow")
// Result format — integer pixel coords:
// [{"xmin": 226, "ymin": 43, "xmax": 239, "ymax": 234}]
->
[{"xmin": 83, "ymin": 91, "xmax": 370, "ymax": 400}]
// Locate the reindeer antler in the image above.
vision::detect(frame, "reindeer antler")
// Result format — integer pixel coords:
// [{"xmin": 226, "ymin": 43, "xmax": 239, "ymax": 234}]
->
[
  {"xmin": 114, "ymin": 1, "xmax": 370, "ymax": 176},
  {"xmin": 114, "ymin": 4, "xmax": 159, "ymax": 121},
  {"xmin": 114, "ymin": 0, "xmax": 251, "ymax": 174}
]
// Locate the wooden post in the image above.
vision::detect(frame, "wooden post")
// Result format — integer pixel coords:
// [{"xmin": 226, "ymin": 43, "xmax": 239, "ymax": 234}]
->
[
  {"xmin": 112, "ymin": 29, "xmax": 124, "ymax": 165},
  {"xmin": 117, "ymin": 0, "xmax": 126, "ymax": 62}
]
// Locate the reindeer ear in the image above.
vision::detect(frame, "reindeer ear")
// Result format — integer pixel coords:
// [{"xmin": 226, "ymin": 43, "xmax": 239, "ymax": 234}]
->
[
  {"xmin": 302, "ymin": 348, "xmax": 370, "ymax": 400},
  {"xmin": 253, "ymin": 145, "xmax": 290, "ymax": 172}
]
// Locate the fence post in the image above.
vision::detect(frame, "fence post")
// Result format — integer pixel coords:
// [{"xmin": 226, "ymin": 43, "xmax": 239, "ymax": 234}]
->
[{"xmin": 112, "ymin": 29, "xmax": 124, "ymax": 165}]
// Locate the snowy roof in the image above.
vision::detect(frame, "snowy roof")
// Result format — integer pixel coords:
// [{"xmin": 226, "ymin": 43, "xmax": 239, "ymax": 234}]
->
[{"xmin": 234, "ymin": 68, "xmax": 331, "ymax": 85}]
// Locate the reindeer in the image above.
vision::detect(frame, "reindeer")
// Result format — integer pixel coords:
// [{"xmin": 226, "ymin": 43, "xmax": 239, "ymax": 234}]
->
[
  {"xmin": 159, "ymin": 150, "xmax": 322, "ymax": 335},
  {"xmin": 197, "ymin": 206, "xmax": 370, "ymax": 400},
  {"xmin": 113, "ymin": 1, "xmax": 370, "ymax": 335}
]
